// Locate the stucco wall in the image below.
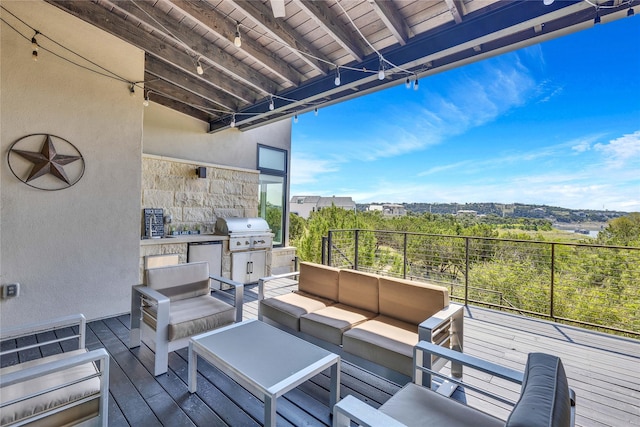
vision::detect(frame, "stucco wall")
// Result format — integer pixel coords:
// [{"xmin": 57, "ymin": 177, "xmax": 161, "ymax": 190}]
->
[{"xmin": 0, "ymin": 2, "xmax": 144, "ymax": 327}]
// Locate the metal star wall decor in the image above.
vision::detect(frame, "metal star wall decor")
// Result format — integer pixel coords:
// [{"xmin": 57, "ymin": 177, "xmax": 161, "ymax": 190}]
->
[{"xmin": 7, "ymin": 134, "xmax": 85, "ymax": 190}]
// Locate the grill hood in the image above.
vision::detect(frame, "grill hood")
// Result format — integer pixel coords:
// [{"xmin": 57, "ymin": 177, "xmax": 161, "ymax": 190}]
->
[{"xmin": 215, "ymin": 217, "xmax": 271, "ymax": 235}]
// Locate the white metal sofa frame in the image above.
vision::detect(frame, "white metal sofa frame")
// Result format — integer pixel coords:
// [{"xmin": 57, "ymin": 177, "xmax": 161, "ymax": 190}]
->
[
  {"xmin": 130, "ymin": 259, "xmax": 244, "ymax": 376},
  {"xmin": 0, "ymin": 314, "xmax": 109, "ymax": 427},
  {"xmin": 334, "ymin": 341, "xmax": 576, "ymax": 427}
]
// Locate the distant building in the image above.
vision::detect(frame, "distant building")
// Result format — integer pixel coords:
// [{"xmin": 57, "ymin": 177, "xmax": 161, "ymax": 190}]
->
[
  {"xmin": 368, "ymin": 204, "xmax": 407, "ymax": 217},
  {"xmin": 290, "ymin": 195, "xmax": 356, "ymax": 219},
  {"xmin": 456, "ymin": 210, "xmax": 478, "ymax": 217}
]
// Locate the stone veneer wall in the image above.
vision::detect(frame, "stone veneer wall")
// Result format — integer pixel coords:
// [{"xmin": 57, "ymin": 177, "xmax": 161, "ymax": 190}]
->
[{"xmin": 142, "ymin": 155, "xmax": 259, "ymax": 234}]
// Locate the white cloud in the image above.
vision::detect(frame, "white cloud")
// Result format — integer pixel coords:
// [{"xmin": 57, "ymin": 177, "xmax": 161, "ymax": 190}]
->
[
  {"xmin": 417, "ymin": 160, "xmax": 473, "ymax": 177},
  {"xmin": 334, "ymin": 53, "xmax": 541, "ymax": 164},
  {"xmin": 416, "ymin": 59, "xmax": 536, "ymax": 137},
  {"xmin": 594, "ymin": 130, "xmax": 640, "ymax": 166},
  {"xmin": 571, "ymin": 141, "xmax": 591, "ymax": 153},
  {"xmin": 290, "ymin": 153, "xmax": 339, "ymax": 185}
]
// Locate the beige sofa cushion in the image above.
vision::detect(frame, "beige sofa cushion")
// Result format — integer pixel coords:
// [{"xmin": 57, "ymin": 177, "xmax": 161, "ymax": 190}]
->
[
  {"xmin": 0, "ymin": 349, "xmax": 101, "ymax": 426},
  {"xmin": 342, "ymin": 315, "xmax": 418, "ymax": 377},
  {"xmin": 298, "ymin": 262, "xmax": 340, "ymax": 301},
  {"xmin": 146, "ymin": 261, "xmax": 211, "ymax": 301},
  {"xmin": 259, "ymin": 291, "xmax": 335, "ymax": 331},
  {"xmin": 380, "ymin": 383, "xmax": 503, "ymax": 427},
  {"xmin": 144, "ymin": 295, "xmax": 235, "ymax": 341},
  {"xmin": 338, "ymin": 269, "xmax": 379, "ymax": 313},
  {"xmin": 378, "ymin": 277, "xmax": 449, "ymax": 325},
  {"xmin": 300, "ymin": 303, "xmax": 376, "ymax": 345}
]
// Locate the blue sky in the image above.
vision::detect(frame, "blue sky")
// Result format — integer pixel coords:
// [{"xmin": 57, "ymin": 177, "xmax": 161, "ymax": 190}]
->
[{"xmin": 291, "ymin": 15, "xmax": 640, "ymax": 212}]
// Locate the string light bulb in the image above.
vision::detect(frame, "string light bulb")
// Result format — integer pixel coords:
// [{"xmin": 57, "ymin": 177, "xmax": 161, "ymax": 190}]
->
[
  {"xmin": 405, "ymin": 77, "xmax": 411, "ymax": 89},
  {"xmin": 269, "ymin": 96, "xmax": 275, "ymax": 111},
  {"xmin": 31, "ymin": 31, "xmax": 39, "ymax": 61},
  {"xmin": 628, "ymin": 6, "xmax": 634, "ymax": 16},
  {"xmin": 334, "ymin": 67, "xmax": 341, "ymax": 86},
  {"xmin": 196, "ymin": 60, "xmax": 204, "ymax": 75},
  {"xmin": 129, "ymin": 84, "xmax": 135, "ymax": 97},
  {"xmin": 413, "ymin": 78, "xmax": 419, "ymax": 91},
  {"xmin": 294, "ymin": 114, "xmax": 298, "ymax": 123},
  {"xmin": 143, "ymin": 92, "xmax": 150, "ymax": 107},
  {"xmin": 378, "ymin": 56, "xmax": 385, "ymax": 80},
  {"xmin": 234, "ymin": 23, "xmax": 242, "ymax": 48},
  {"xmin": 314, "ymin": 107, "xmax": 318, "ymax": 116},
  {"xmin": 230, "ymin": 114, "xmax": 236, "ymax": 128},
  {"xmin": 594, "ymin": 7, "xmax": 601, "ymax": 24}
]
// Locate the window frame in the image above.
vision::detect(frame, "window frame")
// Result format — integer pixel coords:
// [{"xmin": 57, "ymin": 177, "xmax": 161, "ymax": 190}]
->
[{"xmin": 257, "ymin": 144, "xmax": 288, "ymax": 248}]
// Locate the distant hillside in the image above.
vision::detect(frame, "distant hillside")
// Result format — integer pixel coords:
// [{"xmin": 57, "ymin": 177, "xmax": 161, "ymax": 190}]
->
[{"xmin": 356, "ymin": 202, "xmax": 628, "ymax": 223}]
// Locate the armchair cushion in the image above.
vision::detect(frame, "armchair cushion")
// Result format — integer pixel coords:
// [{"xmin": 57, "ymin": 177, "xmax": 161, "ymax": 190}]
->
[
  {"xmin": 378, "ymin": 277, "xmax": 449, "ymax": 325},
  {"xmin": 379, "ymin": 383, "xmax": 503, "ymax": 427},
  {"xmin": 259, "ymin": 291, "xmax": 335, "ymax": 331},
  {"xmin": 0, "ymin": 349, "xmax": 101, "ymax": 426},
  {"xmin": 300, "ymin": 303, "xmax": 376, "ymax": 345},
  {"xmin": 143, "ymin": 295, "xmax": 235, "ymax": 341},
  {"xmin": 506, "ymin": 353, "xmax": 572, "ymax": 427},
  {"xmin": 298, "ymin": 262, "xmax": 340, "ymax": 301},
  {"xmin": 146, "ymin": 261, "xmax": 210, "ymax": 301},
  {"xmin": 342, "ymin": 315, "xmax": 417, "ymax": 377},
  {"xmin": 337, "ymin": 269, "xmax": 379, "ymax": 313}
]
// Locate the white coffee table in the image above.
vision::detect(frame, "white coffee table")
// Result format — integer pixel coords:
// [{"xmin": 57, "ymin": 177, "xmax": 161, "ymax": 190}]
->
[{"xmin": 188, "ymin": 319, "xmax": 340, "ymax": 426}]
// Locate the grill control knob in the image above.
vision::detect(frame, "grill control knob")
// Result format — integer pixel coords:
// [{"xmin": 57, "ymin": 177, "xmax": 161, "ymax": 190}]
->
[{"xmin": 236, "ymin": 241, "xmax": 242, "ymax": 246}]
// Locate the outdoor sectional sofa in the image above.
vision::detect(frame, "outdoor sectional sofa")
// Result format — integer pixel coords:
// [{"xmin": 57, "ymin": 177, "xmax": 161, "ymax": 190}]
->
[{"xmin": 258, "ymin": 262, "xmax": 464, "ymax": 381}]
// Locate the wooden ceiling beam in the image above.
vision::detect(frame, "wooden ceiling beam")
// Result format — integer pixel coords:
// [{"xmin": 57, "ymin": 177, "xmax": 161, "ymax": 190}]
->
[
  {"xmin": 114, "ymin": 0, "xmax": 278, "ymax": 95},
  {"xmin": 45, "ymin": 0, "xmax": 258, "ymax": 105},
  {"xmin": 444, "ymin": 0, "xmax": 466, "ymax": 24},
  {"xmin": 295, "ymin": 0, "xmax": 366, "ymax": 62},
  {"xmin": 169, "ymin": 0, "xmax": 304, "ymax": 86},
  {"xmin": 227, "ymin": 0, "xmax": 331, "ymax": 75},
  {"xmin": 144, "ymin": 72, "xmax": 224, "ymax": 118},
  {"xmin": 148, "ymin": 94, "xmax": 216, "ymax": 122},
  {"xmin": 369, "ymin": 0, "xmax": 409, "ymax": 46},
  {"xmin": 145, "ymin": 54, "xmax": 241, "ymax": 112}
]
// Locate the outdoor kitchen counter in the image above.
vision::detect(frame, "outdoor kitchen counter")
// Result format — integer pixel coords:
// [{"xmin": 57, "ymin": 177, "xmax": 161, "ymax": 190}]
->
[{"xmin": 140, "ymin": 234, "xmax": 228, "ymax": 246}]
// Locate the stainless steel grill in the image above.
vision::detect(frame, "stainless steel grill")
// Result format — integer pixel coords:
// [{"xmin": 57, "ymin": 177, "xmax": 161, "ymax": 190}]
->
[
  {"xmin": 215, "ymin": 217, "xmax": 273, "ymax": 284},
  {"xmin": 215, "ymin": 217, "xmax": 273, "ymax": 252}
]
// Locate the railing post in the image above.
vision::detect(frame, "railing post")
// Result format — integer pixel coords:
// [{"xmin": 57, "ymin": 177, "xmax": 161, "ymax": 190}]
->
[
  {"xmin": 354, "ymin": 229, "xmax": 359, "ymax": 270},
  {"xmin": 322, "ymin": 236, "xmax": 327, "ymax": 265},
  {"xmin": 465, "ymin": 237, "xmax": 470, "ymax": 306},
  {"xmin": 550, "ymin": 243, "xmax": 555, "ymax": 320},
  {"xmin": 403, "ymin": 232, "xmax": 408, "ymax": 279},
  {"xmin": 327, "ymin": 231, "xmax": 333, "ymax": 266}
]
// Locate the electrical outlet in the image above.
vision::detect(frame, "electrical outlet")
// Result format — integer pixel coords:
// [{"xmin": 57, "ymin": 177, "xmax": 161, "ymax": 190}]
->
[{"xmin": 2, "ymin": 283, "xmax": 20, "ymax": 298}]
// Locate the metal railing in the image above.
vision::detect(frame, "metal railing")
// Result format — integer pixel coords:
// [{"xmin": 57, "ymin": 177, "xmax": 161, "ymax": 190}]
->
[{"xmin": 324, "ymin": 229, "xmax": 640, "ymax": 337}]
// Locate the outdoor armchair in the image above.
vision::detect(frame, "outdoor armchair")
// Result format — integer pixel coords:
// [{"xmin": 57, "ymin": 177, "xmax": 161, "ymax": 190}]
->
[
  {"xmin": 0, "ymin": 314, "xmax": 109, "ymax": 426},
  {"xmin": 129, "ymin": 260, "xmax": 244, "ymax": 376},
  {"xmin": 333, "ymin": 341, "xmax": 576, "ymax": 427}
]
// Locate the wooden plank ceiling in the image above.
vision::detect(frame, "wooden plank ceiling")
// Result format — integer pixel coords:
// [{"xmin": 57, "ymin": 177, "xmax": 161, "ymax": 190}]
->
[{"xmin": 46, "ymin": 0, "xmax": 636, "ymax": 132}]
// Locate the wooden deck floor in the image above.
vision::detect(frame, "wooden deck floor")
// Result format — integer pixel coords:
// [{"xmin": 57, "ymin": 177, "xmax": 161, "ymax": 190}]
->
[{"xmin": 2, "ymin": 280, "xmax": 639, "ymax": 426}]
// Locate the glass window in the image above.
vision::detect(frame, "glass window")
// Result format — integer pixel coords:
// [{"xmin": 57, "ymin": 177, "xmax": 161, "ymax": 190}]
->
[
  {"xmin": 258, "ymin": 145, "xmax": 287, "ymax": 247},
  {"xmin": 258, "ymin": 145, "xmax": 286, "ymax": 172}
]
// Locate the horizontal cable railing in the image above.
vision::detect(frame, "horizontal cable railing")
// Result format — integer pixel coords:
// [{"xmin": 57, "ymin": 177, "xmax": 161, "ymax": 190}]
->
[{"xmin": 325, "ymin": 229, "xmax": 640, "ymax": 337}]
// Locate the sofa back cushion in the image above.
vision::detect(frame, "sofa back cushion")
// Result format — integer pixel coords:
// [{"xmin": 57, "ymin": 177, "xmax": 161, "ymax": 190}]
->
[
  {"xmin": 338, "ymin": 269, "xmax": 379, "ymax": 313},
  {"xmin": 146, "ymin": 261, "xmax": 210, "ymax": 301},
  {"xmin": 298, "ymin": 262, "xmax": 340, "ymax": 301},
  {"xmin": 378, "ymin": 277, "xmax": 449, "ymax": 325},
  {"xmin": 506, "ymin": 353, "xmax": 572, "ymax": 427}
]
